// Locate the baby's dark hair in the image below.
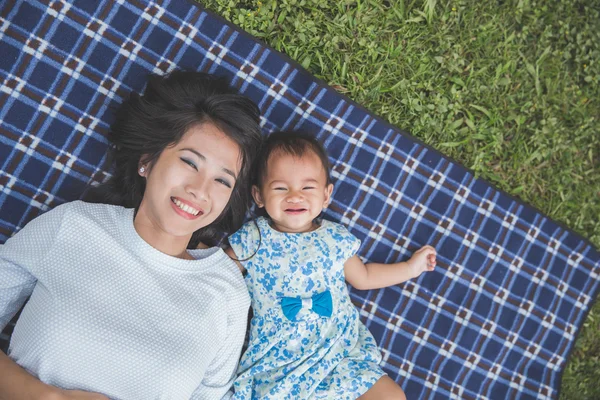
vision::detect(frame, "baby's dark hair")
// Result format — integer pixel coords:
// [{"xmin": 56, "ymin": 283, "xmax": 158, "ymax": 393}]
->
[
  {"xmin": 84, "ymin": 71, "xmax": 262, "ymax": 248},
  {"xmin": 253, "ymin": 131, "xmax": 331, "ymax": 188}
]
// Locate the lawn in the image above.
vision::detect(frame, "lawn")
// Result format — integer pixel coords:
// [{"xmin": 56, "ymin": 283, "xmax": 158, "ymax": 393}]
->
[{"xmin": 200, "ymin": 0, "xmax": 600, "ymax": 398}]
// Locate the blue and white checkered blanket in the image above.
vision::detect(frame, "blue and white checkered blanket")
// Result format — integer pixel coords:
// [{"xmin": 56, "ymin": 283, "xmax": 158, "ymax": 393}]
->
[{"xmin": 1, "ymin": 1, "xmax": 598, "ymax": 398}]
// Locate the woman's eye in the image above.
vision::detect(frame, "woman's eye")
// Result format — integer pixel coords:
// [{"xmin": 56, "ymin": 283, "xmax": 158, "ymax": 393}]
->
[
  {"xmin": 181, "ymin": 158, "xmax": 197, "ymax": 170},
  {"xmin": 216, "ymin": 178, "xmax": 232, "ymax": 189}
]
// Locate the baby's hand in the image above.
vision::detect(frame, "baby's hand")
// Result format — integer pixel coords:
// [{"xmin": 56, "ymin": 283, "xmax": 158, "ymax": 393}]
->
[{"xmin": 407, "ymin": 245, "xmax": 437, "ymax": 279}]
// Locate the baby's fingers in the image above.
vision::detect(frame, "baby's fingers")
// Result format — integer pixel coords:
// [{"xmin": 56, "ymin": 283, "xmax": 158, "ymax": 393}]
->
[
  {"xmin": 427, "ymin": 254, "xmax": 437, "ymax": 270},
  {"xmin": 416, "ymin": 245, "xmax": 436, "ymax": 255}
]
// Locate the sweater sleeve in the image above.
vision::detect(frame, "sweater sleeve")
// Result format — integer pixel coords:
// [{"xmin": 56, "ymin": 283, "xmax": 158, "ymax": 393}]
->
[
  {"xmin": 0, "ymin": 203, "xmax": 68, "ymax": 330},
  {"xmin": 190, "ymin": 287, "xmax": 249, "ymax": 400}
]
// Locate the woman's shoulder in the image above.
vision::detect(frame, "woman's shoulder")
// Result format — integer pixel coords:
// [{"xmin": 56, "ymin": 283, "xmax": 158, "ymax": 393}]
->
[
  {"xmin": 22, "ymin": 201, "xmax": 126, "ymax": 228},
  {"xmin": 191, "ymin": 248, "xmax": 248, "ymax": 292},
  {"xmin": 209, "ymin": 249, "xmax": 251, "ymax": 307},
  {"xmin": 48, "ymin": 200, "xmax": 127, "ymax": 217},
  {"xmin": 68, "ymin": 200, "xmax": 129, "ymax": 216},
  {"xmin": 50, "ymin": 201, "xmax": 131, "ymax": 232},
  {"xmin": 4, "ymin": 202, "xmax": 132, "ymax": 254}
]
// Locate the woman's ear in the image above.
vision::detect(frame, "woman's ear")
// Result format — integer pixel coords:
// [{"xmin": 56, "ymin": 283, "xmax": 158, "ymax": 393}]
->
[
  {"xmin": 251, "ymin": 185, "xmax": 264, "ymax": 208},
  {"xmin": 323, "ymin": 183, "xmax": 334, "ymax": 208},
  {"xmin": 138, "ymin": 155, "xmax": 151, "ymax": 177}
]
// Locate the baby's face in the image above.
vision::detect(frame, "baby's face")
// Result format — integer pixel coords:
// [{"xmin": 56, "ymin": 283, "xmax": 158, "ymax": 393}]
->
[{"xmin": 253, "ymin": 150, "xmax": 333, "ymax": 233}]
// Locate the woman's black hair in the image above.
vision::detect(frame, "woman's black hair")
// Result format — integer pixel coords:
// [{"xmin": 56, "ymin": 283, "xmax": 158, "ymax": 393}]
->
[{"xmin": 83, "ymin": 71, "xmax": 263, "ymax": 248}]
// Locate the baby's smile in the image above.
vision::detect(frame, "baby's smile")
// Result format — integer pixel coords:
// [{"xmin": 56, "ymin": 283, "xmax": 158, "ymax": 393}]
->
[{"xmin": 284, "ymin": 208, "xmax": 307, "ymax": 214}]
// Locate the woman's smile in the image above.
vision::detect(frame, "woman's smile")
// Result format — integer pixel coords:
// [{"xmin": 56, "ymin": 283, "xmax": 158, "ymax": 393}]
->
[{"xmin": 170, "ymin": 197, "xmax": 204, "ymax": 219}]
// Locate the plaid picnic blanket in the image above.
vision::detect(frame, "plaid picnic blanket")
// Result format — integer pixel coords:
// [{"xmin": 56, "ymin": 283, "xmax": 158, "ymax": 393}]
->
[{"xmin": 1, "ymin": 0, "xmax": 598, "ymax": 398}]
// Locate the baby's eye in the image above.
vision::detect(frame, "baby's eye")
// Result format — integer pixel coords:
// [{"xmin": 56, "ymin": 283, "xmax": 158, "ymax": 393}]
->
[
  {"xmin": 181, "ymin": 158, "xmax": 197, "ymax": 171},
  {"xmin": 274, "ymin": 187, "xmax": 287, "ymax": 191},
  {"xmin": 303, "ymin": 186, "xmax": 315, "ymax": 190},
  {"xmin": 216, "ymin": 178, "xmax": 232, "ymax": 189}
]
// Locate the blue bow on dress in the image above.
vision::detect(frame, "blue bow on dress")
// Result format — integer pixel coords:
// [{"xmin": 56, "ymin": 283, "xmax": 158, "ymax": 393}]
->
[{"xmin": 281, "ymin": 290, "xmax": 333, "ymax": 321}]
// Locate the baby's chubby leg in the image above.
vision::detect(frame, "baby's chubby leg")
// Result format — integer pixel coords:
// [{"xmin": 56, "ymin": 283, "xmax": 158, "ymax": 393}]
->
[{"xmin": 358, "ymin": 375, "xmax": 407, "ymax": 400}]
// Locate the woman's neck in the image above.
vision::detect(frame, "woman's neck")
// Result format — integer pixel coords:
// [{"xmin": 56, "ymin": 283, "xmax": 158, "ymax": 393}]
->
[{"xmin": 133, "ymin": 215, "xmax": 192, "ymax": 259}]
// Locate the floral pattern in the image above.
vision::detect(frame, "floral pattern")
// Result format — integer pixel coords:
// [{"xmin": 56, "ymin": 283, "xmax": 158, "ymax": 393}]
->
[{"xmin": 229, "ymin": 217, "xmax": 385, "ymax": 399}]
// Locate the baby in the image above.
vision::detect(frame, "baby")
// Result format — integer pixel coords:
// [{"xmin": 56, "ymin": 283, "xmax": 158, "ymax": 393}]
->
[{"xmin": 227, "ymin": 131, "xmax": 436, "ymax": 399}]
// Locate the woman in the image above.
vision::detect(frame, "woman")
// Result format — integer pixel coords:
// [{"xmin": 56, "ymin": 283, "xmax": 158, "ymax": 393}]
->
[{"xmin": 0, "ymin": 71, "xmax": 262, "ymax": 399}]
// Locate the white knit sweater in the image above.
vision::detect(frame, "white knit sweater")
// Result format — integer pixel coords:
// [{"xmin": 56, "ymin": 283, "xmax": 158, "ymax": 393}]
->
[{"xmin": 0, "ymin": 201, "xmax": 249, "ymax": 399}]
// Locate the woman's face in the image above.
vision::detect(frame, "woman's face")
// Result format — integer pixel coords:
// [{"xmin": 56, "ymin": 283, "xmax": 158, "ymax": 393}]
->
[{"xmin": 136, "ymin": 122, "xmax": 242, "ymax": 245}]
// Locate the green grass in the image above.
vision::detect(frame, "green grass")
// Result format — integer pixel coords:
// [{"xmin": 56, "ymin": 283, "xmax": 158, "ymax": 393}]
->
[{"xmin": 200, "ymin": 0, "xmax": 600, "ymax": 398}]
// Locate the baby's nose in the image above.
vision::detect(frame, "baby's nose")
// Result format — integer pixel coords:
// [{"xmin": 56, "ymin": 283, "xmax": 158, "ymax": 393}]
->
[{"xmin": 286, "ymin": 192, "xmax": 304, "ymax": 202}]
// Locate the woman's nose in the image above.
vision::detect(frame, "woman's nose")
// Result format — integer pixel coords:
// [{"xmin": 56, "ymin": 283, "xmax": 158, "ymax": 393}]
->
[{"xmin": 186, "ymin": 175, "xmax": 209, "ymax": 201}]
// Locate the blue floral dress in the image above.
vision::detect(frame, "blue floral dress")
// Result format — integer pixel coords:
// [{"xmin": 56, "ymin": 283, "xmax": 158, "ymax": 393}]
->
[{"xmin": 229, "ymin": 217, "xmax": 385, "ymax": 399}]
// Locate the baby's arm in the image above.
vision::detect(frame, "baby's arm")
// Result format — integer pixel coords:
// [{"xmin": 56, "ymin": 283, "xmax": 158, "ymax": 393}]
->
[
  {"xmin": 224, "ymin": 247, "xmax": 246, "ymax": 274},
  {"xmin": 344, "ymin": 245, "xmax": 436, "ymax": 290}
]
